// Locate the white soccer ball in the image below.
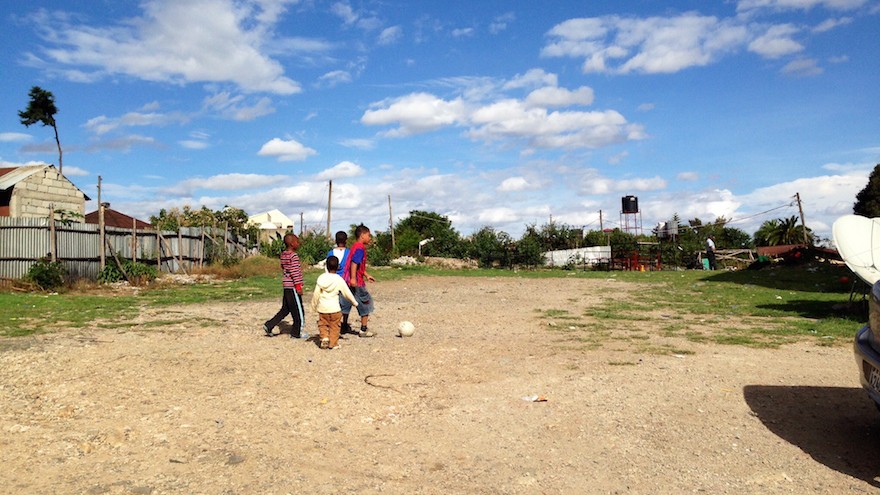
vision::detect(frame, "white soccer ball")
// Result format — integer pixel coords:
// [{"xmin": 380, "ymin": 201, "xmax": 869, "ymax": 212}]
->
[{"xmin": 397, "ymin": 320, "xmax": 415, "ymax": 337}]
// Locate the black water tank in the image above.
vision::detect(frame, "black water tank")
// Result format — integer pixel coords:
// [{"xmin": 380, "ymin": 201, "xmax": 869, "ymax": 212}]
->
[{"xmin": 622, "ymin": 196, "xmax": 639, "ymax": 214}]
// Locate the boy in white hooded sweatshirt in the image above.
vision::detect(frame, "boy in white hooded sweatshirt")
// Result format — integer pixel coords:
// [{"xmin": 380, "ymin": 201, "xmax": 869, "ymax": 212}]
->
[{"xmin": 311, "ymin": 256, "xmax": 358, "ymax": 349}]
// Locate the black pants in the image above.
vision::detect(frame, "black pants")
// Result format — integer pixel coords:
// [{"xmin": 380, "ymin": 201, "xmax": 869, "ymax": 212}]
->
[
  {"xmin": 707, "ymin": 250, "xmax": 717, "ymax": 270},
  {"xmin": 265, "ymin": 289, "xmax": 305, "ymax": 337}
]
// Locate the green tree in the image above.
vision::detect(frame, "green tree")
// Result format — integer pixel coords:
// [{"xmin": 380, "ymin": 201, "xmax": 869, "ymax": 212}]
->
[
  {"xmin": 393, "ymin": 211, "xmax": 464, "ymax": 257},
  {"xmin": 467, "ymin": 226, "xmax": 513, "ymax": 268},
  {"xmin": 19, "ymin": 86, "xmax": 63, "ymax": 174},
  {"xmin": 854, "ymin": 163, "xmax": 880, "ymax": 217},
  {"xmin": 753, "ymin": 216, "xmax": 814, "ymax": 246}
]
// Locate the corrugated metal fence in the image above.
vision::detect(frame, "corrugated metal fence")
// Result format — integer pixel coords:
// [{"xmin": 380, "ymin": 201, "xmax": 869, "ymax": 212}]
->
[{"xmin": 0, "ymin": 217, "xmax": 248, "ymax": 280}]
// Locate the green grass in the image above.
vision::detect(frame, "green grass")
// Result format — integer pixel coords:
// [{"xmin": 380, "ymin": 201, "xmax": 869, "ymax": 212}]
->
[{"xmin": 0, "ymin": 263, "xmax": 867, "ymax": 344}]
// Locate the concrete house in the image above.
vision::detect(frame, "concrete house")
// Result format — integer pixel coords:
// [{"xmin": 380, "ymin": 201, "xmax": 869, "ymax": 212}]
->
[
  {"xmin": 248, "ymin": 209, "xmax": 295, "ymax": 242},
  {"xmin": 0, "ymin": 164, "xmax": 89, "ymax": 219}
]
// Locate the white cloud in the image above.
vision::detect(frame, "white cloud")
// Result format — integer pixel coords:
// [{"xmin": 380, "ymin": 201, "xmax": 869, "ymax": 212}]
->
[
  {"xmin": 525, "ymin": 86, "xmax": 594, "ymax": 108},
  {"xmin": 163, "ymin": 173, "xmax": 287, "ymax": 195},
  {"xmin": 203, "ymin": 92, "xmax": 275, "ymax": 121},
  {"xmin": 31, "ymin": 0, "xmax": 302, "ymax": 94},
  {"xmin": 637, "ymin": 103, "xmax": 656, "ymax": 111},
  {"xmin": 580, "ymin": 175, "xmax": 667, "ymax": 195},
  {"xmin": 542, "ymin": 14, "xmax": 751, "ymax": 74},
  {"xmin": 813, "ymin": 16, "xmax": 853, "ymax": 32},
  {"xmin": 489, "ymin": 12, "xmax": 515, "ymax": 34},
  {"xmin": 748, "ymin": 24, "xmax": 804, "ymax": 58},
  {"xmin": 452, "ymin": 27, "xmax": 474, "ymax": 38},
  {"xmin": 478, "ymin": 207, "xmax": 519, "ymax": 223},
  {"xmin": 62, "ymin": 166, "xmax": 89, "ymax": 177},
  {"xmin": 339, "ymin": 138, "xmax": 375, "ymax": 150},
  {"xmin": 257, "ymin": 138, "xmax": 318, "ymax": 161},
  {"xmin": 503, "ymin": 69, "xmax": 558, "ymax": 90},
  {"xmin": 84, "ymin": 111, "xmax": 189, "ymax": 135},
  {"xmin": 361, "ymin": 93, "xmax": 468, "ymax": 136},
  {"xmin": 498, "ymin": 176, "xmax": 530, "ymax": 192},
  {"xmin": 179, "ymin": 140, "xmax": 209, "ymax": 150},
  {"xmin": 378, "ymin": 25, "xmax": 402, "ymax": 45},
  {"xmin": 0, "ymin": 132, "xmax": 32, "ymax": 142},
  {"xmin": 608, "ymin": 150, "xmax": 629, "ymax": 165},
  {"xmin": 317, "ymin": 70, "xmax": 353, "ymax": 87},
  {"xmin": 85, "ymin": 134, "xmax": 159, "ymax": 152},
  {"xmin": 781, "ymin": 57, "xmax": 823, "ymax": 76},
  {"xmin": 737, "ymin": 0, "xmax": 869, "ymax": 13},
  {"xmin": 677, "ymin": 172, "xmax": 700, "ymax": 181},
  {"xmin": 316, "ymin": 161, "xmax": 365, "ymax": 180}
]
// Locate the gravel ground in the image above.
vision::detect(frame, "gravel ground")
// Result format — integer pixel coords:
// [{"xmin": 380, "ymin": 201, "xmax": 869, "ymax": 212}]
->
[{"xmin": 1, "ymin": 275, "xmax": 879, "ymax": 494}]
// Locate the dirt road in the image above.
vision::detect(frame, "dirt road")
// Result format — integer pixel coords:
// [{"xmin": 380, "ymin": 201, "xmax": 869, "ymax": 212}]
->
[{"xmin": 2, "ymin": 276, "xmax": 878, "ymax": 494}]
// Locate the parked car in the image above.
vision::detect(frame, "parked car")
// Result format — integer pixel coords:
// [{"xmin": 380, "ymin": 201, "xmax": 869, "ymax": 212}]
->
[{"xmin": 855, "ymin": 280, "xmax": 880, "ymax": 410}]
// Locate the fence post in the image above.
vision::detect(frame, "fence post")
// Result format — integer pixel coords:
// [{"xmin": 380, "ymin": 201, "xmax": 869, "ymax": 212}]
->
[
  {"xmin": 156, "ymin": 229, "xmax": 161, "ymax": 272},
  {"xmin": 48, "ymin": 203, "xmax": 56, "ymax": 262}
]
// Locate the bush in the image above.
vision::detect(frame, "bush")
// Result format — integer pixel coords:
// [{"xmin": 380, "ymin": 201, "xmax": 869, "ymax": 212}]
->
[
  {"xmin": 26, "ymin": 258, "xmax": 66, "ymax": 290},
  {"xmin": 98, "ymin": 259, "xmax": 158, "ymax": 285}
]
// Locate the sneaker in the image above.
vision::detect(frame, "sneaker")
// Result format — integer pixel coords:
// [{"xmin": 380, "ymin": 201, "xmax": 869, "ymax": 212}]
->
[
  {"xmin": 291, "ymin": 331, "xmax": 311, "ymax": 340},
  {"xmin": 341, "ymin": 322, "xmax": 353, "ymax": 335},
  {"xmin": 329, "ymin": 342, "xmax": 342, "ymax": 350},
  {"xmin": 263, "ymin": 324, "xmax": 273, "ymax": 337},
  {"xmin": 320, "ymin": 338, "xmax": 329, "ymax": 349},
  {"xmin": 358, "ymin": 328, "xmax": 375, "ymax": 338}
]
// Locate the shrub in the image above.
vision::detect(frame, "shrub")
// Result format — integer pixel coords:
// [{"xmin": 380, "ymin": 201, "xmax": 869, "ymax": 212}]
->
[
  {"xmin": 98, "ymin": 259, "xmax": 158, "ymax": 285},
  {"xmin": 26, "ymin": 258, "xmax": 66, "ymax": 290}
]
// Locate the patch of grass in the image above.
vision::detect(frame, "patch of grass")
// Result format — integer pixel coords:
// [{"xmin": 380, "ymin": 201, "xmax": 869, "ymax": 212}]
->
[{"xmin": 608, "ymin": 360, "xmax": 638, "ymax": 366}]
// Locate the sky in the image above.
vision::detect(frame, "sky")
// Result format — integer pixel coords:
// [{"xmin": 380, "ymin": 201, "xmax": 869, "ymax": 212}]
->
[{"xmin": 1, "ymin": 0, "xmax": 879, "ymax": 243}]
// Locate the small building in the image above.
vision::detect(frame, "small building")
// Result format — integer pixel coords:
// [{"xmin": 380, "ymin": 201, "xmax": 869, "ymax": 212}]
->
[
  {"xmin": 84, "ymin": 206, "xmax": 152, "ymax": 229},
  {"xmin": 248, "ymin": 209, "xmax": 295, "ymax": 242},
  {"xmin": 0, "ymin": 164, "xmax": 89, "ymax": 219}
]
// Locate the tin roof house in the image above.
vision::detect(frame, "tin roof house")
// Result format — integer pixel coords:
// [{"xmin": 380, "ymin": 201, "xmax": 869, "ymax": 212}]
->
[{"xmin": 0, "ymin": 164, "xmax": 89, "ymax": 219}]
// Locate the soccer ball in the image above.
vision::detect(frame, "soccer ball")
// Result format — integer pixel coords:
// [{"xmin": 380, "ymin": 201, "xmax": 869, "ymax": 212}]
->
[{"xmin": 397, "ymin": 320, "xmax": 415, "ymax": 337}]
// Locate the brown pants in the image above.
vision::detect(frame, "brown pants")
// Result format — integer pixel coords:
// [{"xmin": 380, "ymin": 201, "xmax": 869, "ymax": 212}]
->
[{"xmin": 317, "ymin": 312, "xmax": 343, "ymax": 348}]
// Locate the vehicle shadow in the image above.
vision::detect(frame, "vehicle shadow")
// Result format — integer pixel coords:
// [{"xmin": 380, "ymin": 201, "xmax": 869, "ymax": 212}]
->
[{"xmin": 744, "ymin": 385, "xmax": 880, "ymax": 487}]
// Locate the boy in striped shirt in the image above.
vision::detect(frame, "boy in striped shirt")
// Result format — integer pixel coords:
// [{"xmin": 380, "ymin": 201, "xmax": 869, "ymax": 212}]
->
[{"xmin": 263, "ymin": 233, "xmax": 310, "ymax": 340}]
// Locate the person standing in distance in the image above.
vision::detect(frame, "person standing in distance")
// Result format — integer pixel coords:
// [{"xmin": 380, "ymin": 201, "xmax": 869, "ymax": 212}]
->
[{"xmin": 706, "ymin": 235, "xmax": 717, "ymax": 270}]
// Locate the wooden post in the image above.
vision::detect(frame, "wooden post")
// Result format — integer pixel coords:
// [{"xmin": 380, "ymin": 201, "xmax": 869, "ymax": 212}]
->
[
  {"xmin": 178, "ymin": 228, "xmax": 184, "ymax": 272},
  {"xmin": 327, "ymin": 180, "xmax": 332, "ymax": 238},
  {"xmin": 795, "ymin": 192, "xmax": 809, "ymax": 246},
  {"xmin": 105, "ymin": 236, "xmax": 131, "ymax": 284},
  {"xmin": 131, "ymin": 218, "xmax": 137, "ymax": 263},
  {"xmin": 156, "ymin": 229, "xmax": 161, "ymax": 272},
  {"xmin": 98, "ymin": 176, "xmax": 105, "ymax": 270},
  {"xmin": 299, "ymin": 212, "xmax": 304, "ymax": 236},
  {"xmin": 389, "ymin": 194, "xmax": 395, "ymax": 251},
  {"xmin": 200, "ymin": 228, "xmax": 205, "ymax": 269},
  {"xmin": 48, "ymin": 203, "xmax": 56, "ymax": 262}
]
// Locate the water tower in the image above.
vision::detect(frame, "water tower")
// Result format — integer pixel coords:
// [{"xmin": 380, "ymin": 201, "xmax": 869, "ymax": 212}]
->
[{"xmin": 620, "ymin": 195, "xmax": 642, "ymax": 235}]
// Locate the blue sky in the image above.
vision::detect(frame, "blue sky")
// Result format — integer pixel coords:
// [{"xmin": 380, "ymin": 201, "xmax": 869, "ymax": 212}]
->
[{"xmin": 1, "ymin": 0, "xmax": 878, "ymax": 242}]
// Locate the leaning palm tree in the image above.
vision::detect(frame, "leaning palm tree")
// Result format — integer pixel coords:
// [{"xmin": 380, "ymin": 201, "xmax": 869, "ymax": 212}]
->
[
  {"xmin": 19, "ymin": 86, "xmax": 62, "ymax": 174},
  {"xmin": 755, "ymin": 216, "xmax": 813, "ymax": 246}
]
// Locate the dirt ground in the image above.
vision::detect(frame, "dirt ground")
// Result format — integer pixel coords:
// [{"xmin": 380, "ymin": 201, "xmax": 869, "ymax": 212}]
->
[{"xmin": 2, "ymin": 275, "xmax": 880, "ymax": 495}]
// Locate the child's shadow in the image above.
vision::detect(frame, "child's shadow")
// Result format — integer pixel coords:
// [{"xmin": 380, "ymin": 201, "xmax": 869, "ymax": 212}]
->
[{"xmin": 274, "ymin": 322, "xmax": 320, "ymax": 346}]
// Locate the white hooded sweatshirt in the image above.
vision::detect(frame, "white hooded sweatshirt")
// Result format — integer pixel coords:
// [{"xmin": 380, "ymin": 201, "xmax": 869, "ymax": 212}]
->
[{"xmin": 311, "ymin": 272, "xmax": 358, "ymax": 314}]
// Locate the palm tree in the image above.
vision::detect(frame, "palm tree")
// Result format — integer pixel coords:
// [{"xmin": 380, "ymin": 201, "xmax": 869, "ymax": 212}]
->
[
  {"xmin": 19, "ymin": 86, "xmax": 62, "ymax": 174},
  {"xmin": 754, "ymin": 216, "xmax": 813, "ymax": 246}
]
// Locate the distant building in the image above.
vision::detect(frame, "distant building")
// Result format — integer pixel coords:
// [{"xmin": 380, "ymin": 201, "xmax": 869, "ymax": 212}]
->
[
  {"xmin": 248, "ymin": 209, "xmax": 296, "ymax": 242},
  {"xmin": 0, "ymin": 164, "xmax": 89, "ymax": 219},
  {"xmin": 85, "ymin": 206, "xmax": 152, "ymax": 229}
]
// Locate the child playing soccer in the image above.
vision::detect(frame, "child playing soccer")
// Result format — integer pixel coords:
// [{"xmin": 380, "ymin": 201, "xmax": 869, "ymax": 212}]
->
[
  {"xmin": 341, "ymin": 224, "xmax": 376, "ymax": 337},
  {"xmin": 263, "ymin": 233, "xmax": 310, "ymax": 340},
  {"xmin": 311, "ymin": 256, "xmax": 358, "ymax": 349}
]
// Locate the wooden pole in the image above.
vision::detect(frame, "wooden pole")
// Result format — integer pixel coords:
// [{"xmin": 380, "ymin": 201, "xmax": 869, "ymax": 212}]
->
[
  {"xmin": 200, "ymin": 228, "xmax": 205, "ymax": 269},
  {"xmin": 795, "ymin": 192, "xmax": 809, "ymax": 246},
  {"xmin": 48, "ymin": 203, "xmax": 56, "ymax": 262},
  {"xmin": 388, "ymin": 194, "xmax": 395, "ymax": 250},
  {"xmin": 132, "ymin": 218, "xmax": 137, "ymax": 263},
  {"xmin": 327, "ymin": 180, "xmax": 332, "ymax": 238},
  {"xmin": 299, "ymin": 212, "xmax": 304, "ymax": 236},
  {"xmin": 98, "ymin": 176, "xmax": 105, "ymax": 270},
  {"xmin": 177, "ymin": 229, "xmax": 185, "ymax": 273}
]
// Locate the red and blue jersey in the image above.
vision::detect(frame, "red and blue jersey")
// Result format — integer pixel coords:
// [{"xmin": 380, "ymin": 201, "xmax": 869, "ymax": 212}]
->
[
  {"xmin": 342, "ymin": 241, "xmax": 367, "ymax": 287},
  {"xmin": 280, "ymin": 250, "xmax": 303, "ymax": 291}
]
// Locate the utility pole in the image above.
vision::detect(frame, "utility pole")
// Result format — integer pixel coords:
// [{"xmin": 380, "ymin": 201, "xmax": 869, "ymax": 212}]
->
[
  {"xmin": 299, "ymin": 212, "xmax": 304, "ymax": 236},
  {"xmin": 327, "ymin": 180, "xmax": 332, "ymax": 238},
  {"xmin": 98, "ymin": 176, "xmax": 105, "ymax": 270},
  {"xmin": 388, "ymin": 195, "xmax": 395, "ymax": 250},
  {"xmin": 795, "ymin": 192, "xmax": 809, "ymax": 246}
]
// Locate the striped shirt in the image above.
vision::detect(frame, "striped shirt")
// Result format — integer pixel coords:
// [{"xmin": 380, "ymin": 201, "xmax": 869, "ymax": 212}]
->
[{"xmin": 280, "ymin": 250, "xmax": 303, "ymax": 290}]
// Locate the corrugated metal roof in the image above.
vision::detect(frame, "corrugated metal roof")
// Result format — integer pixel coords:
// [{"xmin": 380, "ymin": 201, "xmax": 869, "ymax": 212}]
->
[
  {"xmin": 0, "ymin": 164, "xmax": 91, "ymax": 200},
  {"xmin": 0, "ymin": 165, "xmax": 46, "ymax": 190}
]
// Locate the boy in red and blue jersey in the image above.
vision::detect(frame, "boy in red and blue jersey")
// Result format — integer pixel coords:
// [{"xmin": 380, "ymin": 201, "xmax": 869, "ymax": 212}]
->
[
  {"xmin": 341, "ymin": 224, "xmax": 376, "ymax": 337},
  {"xmin": 263, "ymin": 233, "xmax": 310, "ymax": 340}
]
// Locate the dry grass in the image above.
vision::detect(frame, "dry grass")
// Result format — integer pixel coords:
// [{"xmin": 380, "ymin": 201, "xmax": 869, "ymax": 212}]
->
[{"xmin": 192, "ymin": 255, "xmax": 280, "ymax": 279}]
